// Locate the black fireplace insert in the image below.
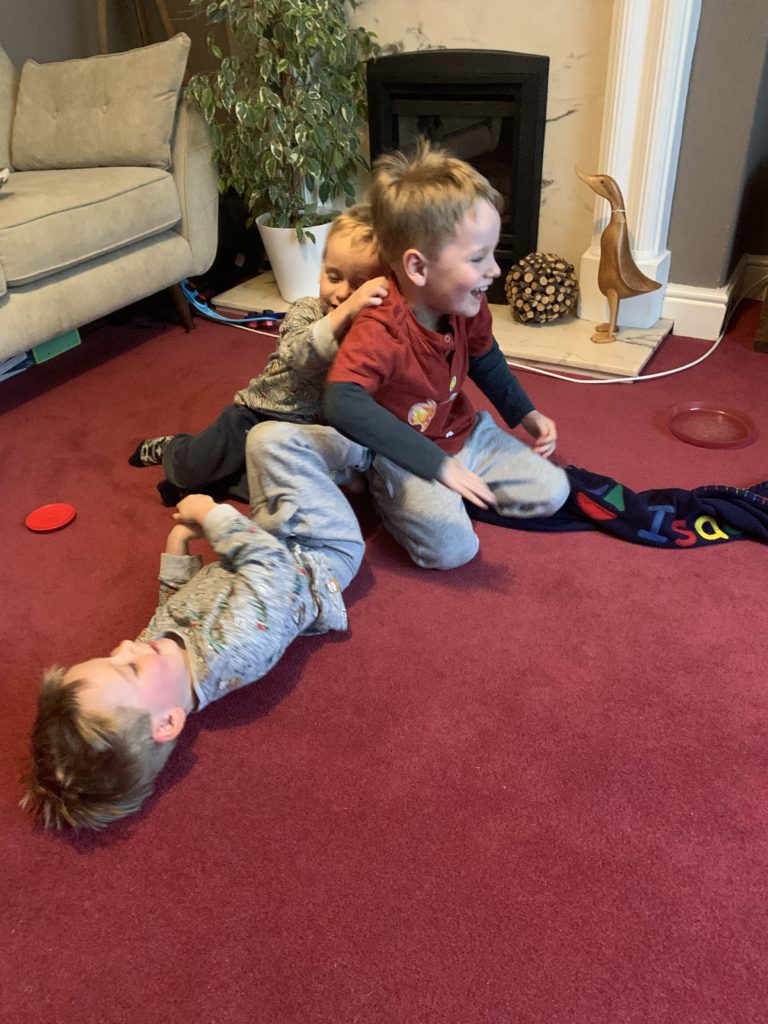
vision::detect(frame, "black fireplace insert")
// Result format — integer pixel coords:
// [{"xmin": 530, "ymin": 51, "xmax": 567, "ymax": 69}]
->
[{"xmin": 367, "ymin": 49, "xmax": 549, "ymax": 303}]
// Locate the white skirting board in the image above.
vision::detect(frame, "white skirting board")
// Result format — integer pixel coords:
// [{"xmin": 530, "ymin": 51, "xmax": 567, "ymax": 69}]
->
[{"xmin": 663, "ymin": 254, "xmax": 768, "ymax": 341}]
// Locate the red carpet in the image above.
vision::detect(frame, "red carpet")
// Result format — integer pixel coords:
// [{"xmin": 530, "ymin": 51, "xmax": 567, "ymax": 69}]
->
[{"xmin": 2, "ymin": 299, "xmax": 767, "ymax": 1023}]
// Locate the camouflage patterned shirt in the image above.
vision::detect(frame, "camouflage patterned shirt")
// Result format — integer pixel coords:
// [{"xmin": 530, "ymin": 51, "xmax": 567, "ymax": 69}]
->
[{"xmin": 233, "ymin": 296, "xmax": 337, "ymax": 422}]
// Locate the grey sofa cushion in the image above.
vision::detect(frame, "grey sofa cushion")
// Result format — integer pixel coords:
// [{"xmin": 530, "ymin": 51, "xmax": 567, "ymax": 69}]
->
[
  {"xmin": 0, "ymin": 46, "xmax": 17, "ymax": 169},
  {"xmin": 11, "ymin": 33, "xmax": 190, "ymax": 171},
  {"xmin": 0, "ymin": 166, "xmax": 181, "ymax": 285}
]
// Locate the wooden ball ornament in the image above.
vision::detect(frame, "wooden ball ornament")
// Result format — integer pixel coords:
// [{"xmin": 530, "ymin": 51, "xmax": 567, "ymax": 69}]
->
[{"xmin": 505, "ymin": 252, "xmax": 578, "ymax": 323}]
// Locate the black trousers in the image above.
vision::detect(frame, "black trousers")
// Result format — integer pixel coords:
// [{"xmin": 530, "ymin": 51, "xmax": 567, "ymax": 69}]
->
[{"xmin": 162, "ymin": 404, "xmax": 271, "ymax": 502}]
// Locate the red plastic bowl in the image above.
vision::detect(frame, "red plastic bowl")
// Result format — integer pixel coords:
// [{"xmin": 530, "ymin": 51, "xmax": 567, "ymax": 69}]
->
[{"xmin": 668, "ymin": 403, "xmax": 758, "ymax": 449}]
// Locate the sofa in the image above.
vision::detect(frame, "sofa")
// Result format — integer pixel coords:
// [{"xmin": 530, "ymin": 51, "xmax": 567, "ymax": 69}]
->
[{"xmin": 0, "ymin": 33, "xmax": 218, "ymax": 366}]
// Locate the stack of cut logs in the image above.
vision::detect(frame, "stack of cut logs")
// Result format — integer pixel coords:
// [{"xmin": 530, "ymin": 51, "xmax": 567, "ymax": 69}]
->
[{"xmin": 504, "ymin": 252, "xmax": 578, "ymax": 323}]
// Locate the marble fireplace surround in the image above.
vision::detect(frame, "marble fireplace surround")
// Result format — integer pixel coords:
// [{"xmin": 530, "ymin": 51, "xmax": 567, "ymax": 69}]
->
[
  {"xmin": 486, "ymin": 0, "xmax": 700, "ymax": 377},
  {"xmin": 500, "ymin": 0, "xmax": 702, "ymax": 377}
]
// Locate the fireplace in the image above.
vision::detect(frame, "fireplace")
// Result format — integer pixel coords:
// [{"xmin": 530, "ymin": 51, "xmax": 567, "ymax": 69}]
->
[{"xmin": 366, "ymin": 49, "xmax": 549, "ymax": 303}]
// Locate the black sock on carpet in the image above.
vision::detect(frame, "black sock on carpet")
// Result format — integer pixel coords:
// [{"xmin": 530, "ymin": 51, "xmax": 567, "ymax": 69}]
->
[{"xmin": 129, "ymin": 435, "xmax": 173, "ymax": 467}]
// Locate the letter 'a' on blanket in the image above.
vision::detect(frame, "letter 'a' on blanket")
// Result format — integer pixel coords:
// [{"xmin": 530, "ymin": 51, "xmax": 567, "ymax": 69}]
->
[{"xmin": 467, "ymin": 466, "xmax": 768, "ymax": 549}]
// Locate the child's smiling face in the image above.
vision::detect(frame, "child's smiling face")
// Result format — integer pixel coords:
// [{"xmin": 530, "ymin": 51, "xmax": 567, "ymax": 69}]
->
[
  {"xmin": 319, "ymin": 235, "xmax": 384, "ymax": 311},
  {"xmin": 410, "ymin": 198, "xmax": 501, "ymax": 331}
]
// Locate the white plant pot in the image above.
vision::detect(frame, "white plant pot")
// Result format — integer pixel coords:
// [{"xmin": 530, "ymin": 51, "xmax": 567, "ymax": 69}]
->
[{"xmin": 255, "ymin": 213, "xmax": 333, "ymax": 302}]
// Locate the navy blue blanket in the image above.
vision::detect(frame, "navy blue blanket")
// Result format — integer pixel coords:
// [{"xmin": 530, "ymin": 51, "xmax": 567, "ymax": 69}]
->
[{"xmin": 468, "ymin": 466, "xmax": 768, "ymax": 548}]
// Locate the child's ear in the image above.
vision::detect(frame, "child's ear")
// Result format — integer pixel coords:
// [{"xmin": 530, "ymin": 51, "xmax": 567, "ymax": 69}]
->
[
  {"xmin": 402, "ymin": 248, "xmax": 428, "ymax": 286},
  {"xmin": 152, "ymin": 708, "xmax": 186, "ymax": 744}
]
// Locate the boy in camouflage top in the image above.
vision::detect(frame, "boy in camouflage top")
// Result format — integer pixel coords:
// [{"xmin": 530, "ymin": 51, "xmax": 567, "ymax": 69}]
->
[{"xmin": 129, "ymin": 204, "xmax": 387, "ymax": 505}]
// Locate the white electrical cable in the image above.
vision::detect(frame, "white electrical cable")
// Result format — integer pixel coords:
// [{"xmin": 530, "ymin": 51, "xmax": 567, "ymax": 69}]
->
[
  {"xmin": 220, "ymin": 322, "xmax": 282, "ymax": 339},
  {"xmin": 504, "ymin": 272, "xmax": 768, "ymax": 385}
]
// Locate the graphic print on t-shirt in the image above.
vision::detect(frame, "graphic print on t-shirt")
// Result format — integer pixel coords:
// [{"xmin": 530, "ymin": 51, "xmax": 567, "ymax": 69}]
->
[{"xmin": 407, "ymin": 399, "xmax": 437, "ymax": 432}]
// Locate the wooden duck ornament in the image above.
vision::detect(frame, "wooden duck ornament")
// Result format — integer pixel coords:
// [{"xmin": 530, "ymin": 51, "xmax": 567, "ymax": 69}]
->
[{"xmin": 577, "ymin": 169, "xmax": 661, "ymax": 343}]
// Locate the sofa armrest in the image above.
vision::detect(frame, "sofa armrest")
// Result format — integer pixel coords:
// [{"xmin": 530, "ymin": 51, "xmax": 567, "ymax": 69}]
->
[
  {"xmin": 171, "ymin": 98, "xmax": 218, "ymax": 275},
  {"xmin": 0, "ymin": 47, "xmax": 18, "ymax": 169}
]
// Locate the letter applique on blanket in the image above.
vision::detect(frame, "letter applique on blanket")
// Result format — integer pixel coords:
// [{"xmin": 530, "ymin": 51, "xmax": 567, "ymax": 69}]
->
[{"xmin": 468, "ymin": 466, "xmax": 768, "ymax": 549}]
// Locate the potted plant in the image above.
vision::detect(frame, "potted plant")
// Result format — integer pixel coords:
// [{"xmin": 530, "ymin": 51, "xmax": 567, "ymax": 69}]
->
[{"xmin": 186, "ymin": 0, "xmax": 380, "ymax": 300}]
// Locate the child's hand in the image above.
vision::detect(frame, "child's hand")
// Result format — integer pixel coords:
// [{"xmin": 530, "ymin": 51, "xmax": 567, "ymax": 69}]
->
[
  {"xmin": 330, "ymin": 277, "xmax": 389, "ymax": 340},
  {"xmin": 437, "ymin": 458, "xmax": 495, "ymax": 508},
  {"xmin": 351, "ymin": 276, "xmax": 389, "ymax": 313},
  {"xmin": 165, "ymin": 522, "xmax": 204, "ymax": 555},
  {"xmin": 341, "ymin": 276, "xmax": 389, "ymax": 322},
  {"xmin": 173, "ymin": 493, "xmax": 216, "ymax": 527},
  {"xmin": 521, "ymin": 410, "xmax": 558, "ymax": 459}
]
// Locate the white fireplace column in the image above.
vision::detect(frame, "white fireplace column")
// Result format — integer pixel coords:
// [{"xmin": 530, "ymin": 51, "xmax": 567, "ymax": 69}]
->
[{"xmin": 578, "ymin": 0, "xmax": 701, "ymax": 328}]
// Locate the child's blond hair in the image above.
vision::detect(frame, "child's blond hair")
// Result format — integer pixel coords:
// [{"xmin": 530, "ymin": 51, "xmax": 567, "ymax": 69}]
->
[
  {"xmin": 21, "ymin": 667, "xmax": 176, "ymax": 830},
  {"xmin": 325, "ymin": 202, "xmax": 377, "ymax": 253},
  {"xmin": 370, "ymin": 138, "xmax": 503, "ymax": 266}
]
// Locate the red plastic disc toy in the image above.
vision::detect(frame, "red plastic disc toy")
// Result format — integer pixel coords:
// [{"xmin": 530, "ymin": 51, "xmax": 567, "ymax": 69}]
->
[{"xmin": 25, "ymin": 502, "xmax": 77, "ymax": 532}]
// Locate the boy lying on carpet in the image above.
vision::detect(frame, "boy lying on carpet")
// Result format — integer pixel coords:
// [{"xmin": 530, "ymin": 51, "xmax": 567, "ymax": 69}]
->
[
  {"xmin": 22, "ymin": 422, "xmax": 370, "ymax": 830},
  {"xmin": 129, "ymin": 203, "xmax": 387, "ymax": 506}
]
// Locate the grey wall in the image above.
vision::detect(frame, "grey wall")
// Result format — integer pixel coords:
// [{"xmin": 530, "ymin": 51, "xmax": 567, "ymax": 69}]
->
[
  {"xmin": 2, "ymin": 0, "xmax": 113, "ymax": 64},
  {"xmin": 667, "ymin": 0, "xmax": 768, "ymax": 288},
  {"xmin": 729, "ymin": 45, "xmax": 768, "ymax": 277},
  {"xmin": 0, "ymin": 0, "xmax": 212, "ymax": 66},
  {"xmin": 0, "ymin": 0, "xmax": 224, "ymax": 79}
]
